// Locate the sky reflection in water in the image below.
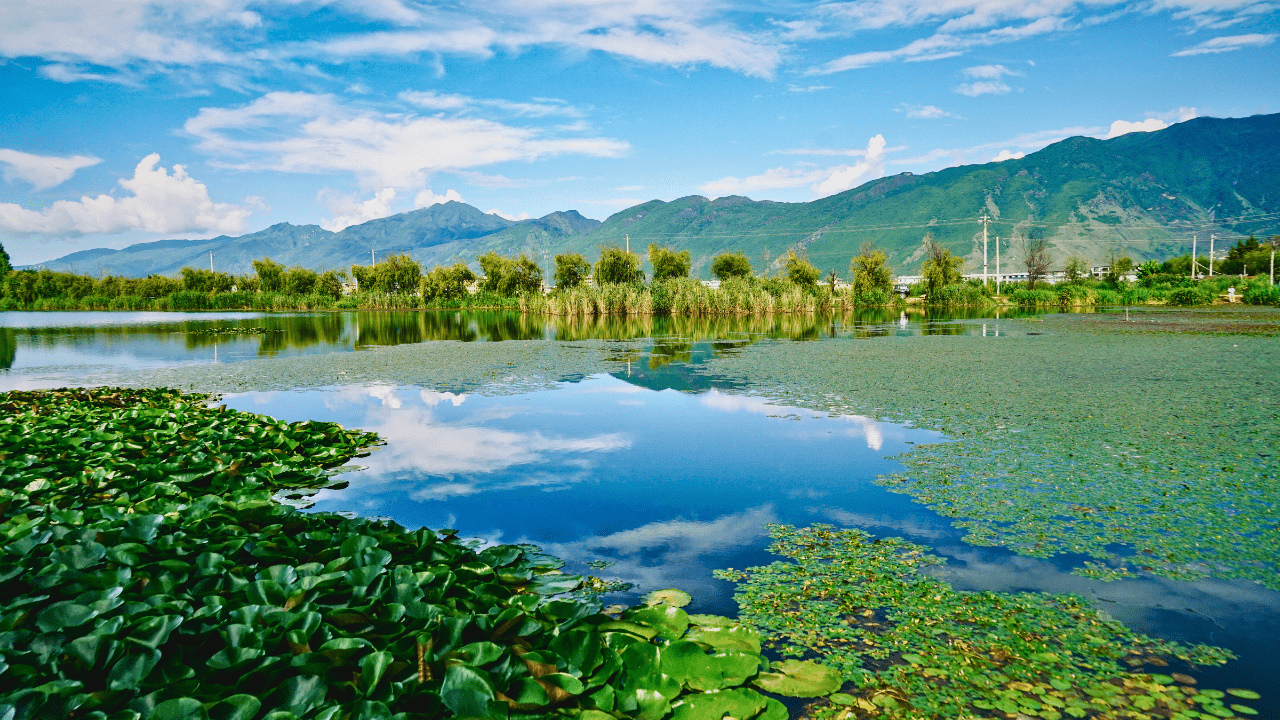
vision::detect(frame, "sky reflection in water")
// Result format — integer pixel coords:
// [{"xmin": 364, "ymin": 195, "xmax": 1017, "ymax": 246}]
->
[{"xmin": 222, "ymin": 374, "xmax": 1280, "ymax": 705}]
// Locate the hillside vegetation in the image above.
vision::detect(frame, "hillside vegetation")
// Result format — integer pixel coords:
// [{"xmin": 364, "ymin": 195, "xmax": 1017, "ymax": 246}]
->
[{"xmin": 28, "ymin": 114, "xmax": 1280, "ymax": 281}]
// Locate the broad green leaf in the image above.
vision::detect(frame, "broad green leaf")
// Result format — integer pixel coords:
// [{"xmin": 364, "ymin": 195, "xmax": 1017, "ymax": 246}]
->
[
  {"xmin": 209, "ymin": 695, "xmax": 262, "ymax": 720},
  {"xmin": 359, "ymin": 651, "xmax": 394, "ymax": 694},
  {"xmin": 35, "ymin": 602, "xmax": 96, "ymax": 632},
  {"xmin": 642, "ymin": 589, "xmax": 692, "ymax": 608},
  {"xmin": 622, "ymin": 605, "xmax": 689, "ymax": 640},
  {"xmin": 671, "ymin": 688, "xmax": 768, "ymax": 720},
  {"xmin": 152, "ymin": 698, "xmax": 207, "ymax": 720},
  {"xmin": 107, "ymin": 649, "xmax": 162, "ymax": 691},
  {"xmin": 752, "ymin": 660, "xmax": 842, "ymax": 697},
  {"xmin": 683, "ymin": 625, "xmax": 762, "ymax": 654},
  {"xmin": 440, "ymin": 664, "xmax": 497, "ymax": 719}
]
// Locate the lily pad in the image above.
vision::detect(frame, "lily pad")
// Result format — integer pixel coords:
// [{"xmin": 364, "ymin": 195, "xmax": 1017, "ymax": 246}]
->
[
  {"xmin": 643, "ymin": 588, "xmax": 692, "ymax": 608},
  {"xmin": 752, "ymin": 659, "xmax": 842, "ymax": 697}
]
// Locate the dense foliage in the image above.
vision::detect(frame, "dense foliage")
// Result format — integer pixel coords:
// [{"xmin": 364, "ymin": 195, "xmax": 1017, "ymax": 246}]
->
[
  {"xmin": 648, "ymin": 246, "xmax": 690, "ymax": 283},
  {"xmin": 554, "ymin": 255, "xmax": 592, "ymax": 290},
  {"xmin": 593, "ymin": 249, "xmax": 644, "ymax": 286},
  {"xmin": 709, "ymin": 254, "xmax": 752, "ymax": 283}
]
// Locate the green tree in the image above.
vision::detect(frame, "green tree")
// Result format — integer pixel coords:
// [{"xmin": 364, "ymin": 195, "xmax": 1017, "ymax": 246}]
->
[
  {"xmin": 1062, "ymin": 256, "xmax": 1088, "ymax": 284},
  {"xmin": 1104, "ymin": 255, "xmax": 1134, "ymax": 284},
  {"xmin": 849, "ymin": 243, "xmax": 892, "ymax": 297},
  {"xmin": 478, "ymin": 251, "xmax": 515, "ymax": 294},
  {"xmin": 283, "ymin": 267, "xmax": 319, "ymax": 296},
  {"xmin": 253, "ymin": 258, "xmax": 286, "ymax": 292},
  {"xmin": 921, "ymin": 235, "xmax": 964, "ymax": 297},
  {"xmin": 504, "ymin": 255, "xmax": 543, "ymax": 295},
  {"xmin": 420, "ymin": 262, "xmax": 477, "ymax": 301},
  {"xmin": 594, "ymin": 247, "xmax": 644, "ymax": 285},
  {"xmin": 374, "ymin": 253, "xmax": 422, "ymax": 293},
  {"xmin": 711, "ymin": 252, "xmax": 753, "ymax": 282},
  {"xmin": 316, "ymin": 270, "xmax": 345, "ymax": 299},
  {"xmin": 649, "ymin": 244, "xmax": 690, "ymax": 282},
  {"xmin": 0, "ymin": 242, "xmax": 11, "ymax": 275},
  {"xmin": 784, "ymin": 249, "xmax": 819, "ymax": 288},
  {"xmin": 554, "ymin": 253, "xmax": 592, "ymax": 289}
]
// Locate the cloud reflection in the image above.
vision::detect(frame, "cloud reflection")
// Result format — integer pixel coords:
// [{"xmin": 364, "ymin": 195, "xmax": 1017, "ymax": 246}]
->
[
  {"xmin": 699, "ymin": 389, "xmax": 889, "ymax": 451},
  {"xmin": 306, "ymin": 384, "xmax": 631, "ymax": 508},
  {"xmin": 538, "ymin": 506, "xmax": 780, "ymax": 608}
]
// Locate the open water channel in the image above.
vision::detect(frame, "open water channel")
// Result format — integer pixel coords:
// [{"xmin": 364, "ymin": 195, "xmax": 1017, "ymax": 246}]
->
[{"xmin": 2, "ymin": 308, "xmax": 1277, "ymax": 714}]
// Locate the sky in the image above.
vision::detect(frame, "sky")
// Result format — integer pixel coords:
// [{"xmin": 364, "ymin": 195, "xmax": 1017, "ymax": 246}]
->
[{"xmin": 0, "ymin": 0, "xmax": 1277, "ymax": 265}]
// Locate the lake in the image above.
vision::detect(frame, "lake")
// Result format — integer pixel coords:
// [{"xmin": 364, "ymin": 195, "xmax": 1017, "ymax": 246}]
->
[{"xmin": 2, "ymin": 307, "xmax": 1277, "ymax": 713}]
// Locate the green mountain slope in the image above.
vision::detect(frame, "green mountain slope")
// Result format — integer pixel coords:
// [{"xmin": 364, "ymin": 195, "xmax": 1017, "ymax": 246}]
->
[{"xmin": 30, "ymin": 113, "xmax": 1280, "ymax": 279}]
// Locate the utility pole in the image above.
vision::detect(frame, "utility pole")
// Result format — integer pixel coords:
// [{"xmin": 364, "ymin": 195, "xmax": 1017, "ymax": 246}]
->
[
  {"xmin": 371, "ymin": 248, "xmax": 376, "ymax": 265},
  {"xmin": 980, "ymin": 213, "xmax": 990, "ymax": 287},
  {"xmin": 1209, "ymin": 234, "xmax": 1215, "ymax": 276},
  {"xmin": 209, "ymin": 250, "xmax": 214, "ymax": 272},
  {"xmin": 544, "ymin": 250, "xmax": 550, "ymax": 292},
  {"xmin": 995, "ymin": 235, "xmax": 1001, "ymax": 295},
  {"xmin": 1191, "ymin": 236, "xmax": 1197, "ymax": 279},
  {"xmin": 625, "ymin": 234, "xmax": 630, "ymax": 254}
]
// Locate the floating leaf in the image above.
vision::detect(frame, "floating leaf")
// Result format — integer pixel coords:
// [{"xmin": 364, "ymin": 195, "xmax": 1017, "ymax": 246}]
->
[
  {"xmin": 643, "ymin": 589, "xmax": 692, "ymax": 608},
  {"xmin": 752, "ymin": 659, "xmax": 842, "ymax": 697}
]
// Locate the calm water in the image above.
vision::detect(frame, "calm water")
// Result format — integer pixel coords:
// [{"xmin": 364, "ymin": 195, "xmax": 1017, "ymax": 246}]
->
[
  {"xmin": 0, "ymin": 307, "xmax": 1037, "ymax": 376},
  {"xmin": 2, "ymin": 309, "xmax": 1275, "ymax": 711}
]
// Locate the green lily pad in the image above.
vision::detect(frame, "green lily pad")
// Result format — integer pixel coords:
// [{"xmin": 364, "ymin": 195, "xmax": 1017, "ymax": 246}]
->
[
  {"xmin": 643, "ymin": 588, "xmax": 692, "ymax": 608},
  {"xmin": 622, "ymin": 604, "xmax": 690, "ymax": 640},
  {"xmin": 752, "ymin": 659, "xmax": 842, "ymax": 697},
  {"xmin": 671, "ymin": 687, "xmax": 769, "ymax": 720},
  {"xmin": 1227, "ymin": 689, "xmax": 1261, "ymax": 700},
  {"xmin": 685, "ymin": 625, "xmax": 762, "ymax": 653}
]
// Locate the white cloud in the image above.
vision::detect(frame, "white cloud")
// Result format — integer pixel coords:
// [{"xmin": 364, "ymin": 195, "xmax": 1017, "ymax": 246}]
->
[
  {"xmin": 991, "ymin": 149, "xmax": 1025, "ymax": 161},
  {"xmin": 488, "ymin": 208, "xmax": 532, "ymax": 221},
  {"xmin": 1104, "ymin": 118, "xmax": 1168, "ymax": 138},
  {"xmin": 1172, "ymin": 32, "xmax": 1277, "ymax": 56},
  {"xmin": 414, "ymin": 188, "xmax": 465, "ymax": 208},
  {"xmin": 1150, "ymin": 106, "xmax": 1199, "ymax": 122},
  {"xmin": 812, "ymin": 134, "xmax": 888, "ymax": 197},
  {"xmin": 787, "ymin": 84, "xmax": 832, "ymax": 92},
  {"xmin": 962, "ymin": 63, "xmax": 1021, "ymax": 79},
  {"xmin": 955, "ymin": 80, "xmax": 1012, "ymax": 96},
  {"xmin": 400, "ymin": 90, "xmax": 585, "ymax": 118},
  {"xmin": 184, "ymin": 91, "xmax": 629, "ymax": 190},
  {"xmin": 0, "ymin": 153, "xmax": 249, "ymax": 236},
  {"xmin": 808, "ymin": 16, "xmax": 1067, "ymax": 74},
  {"xmin": 0, "ymin": 148, "xmax": 102, "ymax": 190},
  {"xmin": 701, "ymin": 135, "xmax": 888, "ymax": 199},
  {"xmin": 900, "ymin": 104, "xmax": 959, "ymax": 119},
  {"xmin": 321, "ymin": 187, "xmax": 398, "ymax": 232}
]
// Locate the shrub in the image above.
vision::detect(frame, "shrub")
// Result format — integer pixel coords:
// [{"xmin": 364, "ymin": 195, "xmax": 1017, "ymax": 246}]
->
[
  {"xmin": 594, "ymin": 247, "xmax": 644, "ymax": 285},
  {"xmin": 554, "ymin": 253, "xmax": 592, "ymax": 289},
  {"xmin": 783, "ymin": 250, "xmax": 819, "ymax": 288},
  {"xmin": 710, "ymin": 252, "xmax": 753, "ymax": 282},
  {"xmin": 649, "ymin": 244, "xmax": 690, "ymax": 282}
]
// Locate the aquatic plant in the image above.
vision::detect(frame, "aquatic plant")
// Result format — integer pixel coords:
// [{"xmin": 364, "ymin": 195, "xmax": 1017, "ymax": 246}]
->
[
  {"xmin": 717, "ymin": 525, "xmax": 1259, "ymax": 719},
  {"xmin": 0, "ymin": 388, "xmax": 822, "ymax": 720}
]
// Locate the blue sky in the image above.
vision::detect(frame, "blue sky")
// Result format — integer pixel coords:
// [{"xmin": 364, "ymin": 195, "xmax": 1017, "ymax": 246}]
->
[{"xmin": 1, "ymin": 0, "xmax": 1277, "ymax": 265}]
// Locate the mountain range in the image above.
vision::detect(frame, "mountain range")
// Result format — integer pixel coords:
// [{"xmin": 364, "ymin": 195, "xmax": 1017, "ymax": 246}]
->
[{"xmin": 27, "ymin": 113, "xmax": 1280, "ymax": 279}]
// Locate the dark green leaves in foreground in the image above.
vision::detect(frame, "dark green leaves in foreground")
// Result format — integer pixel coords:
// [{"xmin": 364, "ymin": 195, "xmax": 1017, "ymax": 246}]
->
[
  {"xmin": 716, "ymin": 524, "xmax": 1261, "ymax": 720},
  {"xmin": 0, "ymin": 388, "xmax": 813, "ymax": 720}
]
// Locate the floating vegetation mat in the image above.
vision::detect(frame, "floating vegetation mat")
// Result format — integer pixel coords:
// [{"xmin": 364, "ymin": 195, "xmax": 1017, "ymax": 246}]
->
[
  {"xmin": 718, "ymin": 525, "xmax": 1259, "ymax": 719},
  {"xmin": 0, "ymin": 388, "xmax": 858, "ymax": 720},
  {"xmin": 691, "ymin": 308, "xmax": 1280, "ymax": 590}
]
